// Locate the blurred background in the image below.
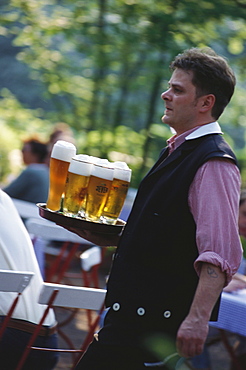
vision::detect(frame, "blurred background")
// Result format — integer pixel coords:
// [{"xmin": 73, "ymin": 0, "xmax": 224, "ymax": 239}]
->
[{"xmin": 0, "ymin": 0, "xmax": 246, "ymax": 190}]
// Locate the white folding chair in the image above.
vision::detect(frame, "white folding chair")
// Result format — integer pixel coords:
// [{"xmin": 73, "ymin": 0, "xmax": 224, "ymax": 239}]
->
[
  {"xmin": 0, "ymin": 270, "xmax": 34, "ymax": 340},
  {"xmin": 16, "ymin": 282, "xmax": 106, "ymax": 370},
  {"xmin": 80, "ymin": 246, "xmax": 102, "ymax": 288},
  {"xmin": 25, "ymin": 217, "xmax": 97, "ymax": 354},
  {"xmin": 80, "ymin": 246, "xmax": 103, "ymax": 331}
]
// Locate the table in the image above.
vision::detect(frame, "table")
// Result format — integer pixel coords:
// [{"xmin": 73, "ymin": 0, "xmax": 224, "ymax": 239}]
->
[
  {"xmin": 209, "ymin": 289, "xmax": 246, "ymax": 370},
  {"xmin": 12, "ymin": 198, "xmax": 40, "ymax": 219},
  {"xmin": 210, "ymin": 289, "xmax": 246, "ymax": 337}
]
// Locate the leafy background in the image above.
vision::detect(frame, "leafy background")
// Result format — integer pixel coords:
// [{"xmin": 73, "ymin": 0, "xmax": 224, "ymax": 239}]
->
[{"xmin": 0, "ymin": 0, "xmax": 246, "ymax": 188}]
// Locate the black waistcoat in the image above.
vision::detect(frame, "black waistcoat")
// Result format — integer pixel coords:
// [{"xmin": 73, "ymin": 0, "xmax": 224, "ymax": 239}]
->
[{"xmin": 105, "ymin": 134, "xmax": 237, "ymax": 338}]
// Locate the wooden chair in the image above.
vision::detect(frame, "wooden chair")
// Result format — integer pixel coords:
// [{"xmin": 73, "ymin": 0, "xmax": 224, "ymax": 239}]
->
[
  {"xmin": 0, "ymin": 269, "xmax": 34, "ymax": 340},
  {"xmin": 16, "ymin": 282, "xmax": 106, "ymax": 370}
]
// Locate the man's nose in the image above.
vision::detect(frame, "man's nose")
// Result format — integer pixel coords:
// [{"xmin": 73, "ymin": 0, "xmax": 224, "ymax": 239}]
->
[{"xmin": 161, "ymin": 89, "xmax": 170, "ymax": 100}]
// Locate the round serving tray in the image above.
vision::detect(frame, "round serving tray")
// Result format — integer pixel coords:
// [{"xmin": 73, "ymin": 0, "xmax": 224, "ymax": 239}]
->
[{"xmin": 37, "ymin": 203, "xmax": 126, "ymax": 235}]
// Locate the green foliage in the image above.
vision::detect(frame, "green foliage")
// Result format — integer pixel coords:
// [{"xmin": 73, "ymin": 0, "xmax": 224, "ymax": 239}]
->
[
  {"xmin": 143, "ymin": 333, "xmax": 178, "ymax": 369},
  {"xmin": 0, "ymin": 89, "xmax": 51, "ymax": 136},
  {"xmin": 241, "ymin": 236, "xmax": 246, "ymax": 259},
  {"xmin": 0, "ymin": 0, "xmax": 246, "ymax": 186},
  {"xmin": 0, "ymin": 88, "xmax": 53, "ymax": 181},
  {"xmin": 0, "ymin": 123, "xmax": 19, "ymax": 182},
  {"xmin": 75, "ymin": 125, "xmax": 146, "ymax": 187}
]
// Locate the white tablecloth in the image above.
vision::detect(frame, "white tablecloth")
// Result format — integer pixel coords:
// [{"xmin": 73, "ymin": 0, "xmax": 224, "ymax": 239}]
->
[{"xmin": 210, "ymin": 289, "xmax": 246, "ymax": 337}]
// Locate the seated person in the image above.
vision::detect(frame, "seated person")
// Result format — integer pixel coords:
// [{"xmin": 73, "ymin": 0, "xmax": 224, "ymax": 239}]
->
[
  {"xmin": 0, "ymin": 189, "xmax": 58, "ymax": 370},
  {"xmin": 3, "ymin": 137, "xmax": 49, "ymax": 204}
]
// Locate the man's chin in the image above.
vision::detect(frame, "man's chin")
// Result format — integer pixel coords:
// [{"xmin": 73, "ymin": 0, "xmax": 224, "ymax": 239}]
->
[
  {"xmin": 161, "ymin": 115, "xmax": 171, "ymax": 125},
  {"xmin": 161, "ymin": 115, "xmax": 166, "ymax": 123}
]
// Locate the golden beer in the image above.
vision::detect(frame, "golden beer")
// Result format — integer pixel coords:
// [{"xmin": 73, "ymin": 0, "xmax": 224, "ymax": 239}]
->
[
  {"xmin": 102, "ymin": 162, "xmax": 131, "ymax": 224},
  {"xmin": 63, "ymin": 155, "xmax": 92, "ymax": 216},
  {"xmin": 85, "ymin": 161, "xmax": 114, "ymax": 222},
  {"xmin": 46, "ymin": 140, "xmax": 76, "ymax": 211}
]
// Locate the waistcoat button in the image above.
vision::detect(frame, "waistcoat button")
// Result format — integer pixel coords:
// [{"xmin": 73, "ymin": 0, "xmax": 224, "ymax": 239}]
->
[
  {"xmin": 163, "ymin": 310, "xmax": 171, "ymax": 318},
  {"xmin": 137, "ymin": 307, "xmax": 145, "ymax": 316},
  {"xmin": 112, "ymin": 303, "xmax": 120, "ymax": 311}
]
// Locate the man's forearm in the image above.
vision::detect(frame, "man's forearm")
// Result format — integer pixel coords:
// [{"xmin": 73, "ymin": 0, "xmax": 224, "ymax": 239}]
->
[
  {"xmin": 176, "ymin": 262, "xmax": 226, "ymax": 358},
  {"xmin": 188, "ymin": 262, "xmax": 226, "ymax": 321}
]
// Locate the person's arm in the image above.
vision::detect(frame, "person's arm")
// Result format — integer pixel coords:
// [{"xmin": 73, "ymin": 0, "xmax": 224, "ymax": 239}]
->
[
  {"xmin": 176, "ymin": 158, "xmax": 242, "ymax": 358},
  {"xmin": 223, "ymin": 272, "xmax": 246, "ymax": 292},
  {"xmin": 176, "ymin": 262, "xmax": 225, "ymax": 358},
  {"xmin": 189, "ymin": 159, "xmax": 242, "ymax": 286}
]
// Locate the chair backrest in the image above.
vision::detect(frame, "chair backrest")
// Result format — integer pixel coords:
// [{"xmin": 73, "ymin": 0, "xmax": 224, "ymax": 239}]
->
[
  {"xmin": 38, "ymin": 282, "xmax": 106, "ymax": 310},
  {"xmin": 80, "ymin": 246, "xmax": 102, "ymax": 272},
  {"xmin": 15, "ymin": 282, "xmax": 106, "ymax": 370},
  {"xmin": 0, "ymin": 269, "xmax": 34, "ymax": 293},
  {"xmin": 0, "ymin": 270, "xmax": 35, "ymax": 342}
]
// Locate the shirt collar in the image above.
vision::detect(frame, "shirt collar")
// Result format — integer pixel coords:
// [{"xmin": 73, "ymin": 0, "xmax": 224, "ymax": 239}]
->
[
  {"xmin": 167, "ymin": 122, "xmax": 223, "ymax": 154},
  {"xmin": 185, "ymin": 121, "xmax": 223, "ymax": 140}
]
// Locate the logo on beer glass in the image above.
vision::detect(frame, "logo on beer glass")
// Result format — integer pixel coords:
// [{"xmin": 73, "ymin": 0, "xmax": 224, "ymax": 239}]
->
[
  {"xmin": 85, "ymin": 160, "xmax": 114, "ymax": 222},
  {"xmin": 63, "ymin": 154, "xmax": 93, "ymax": 217},
  {"xmin": 46, "ymin": 140, "xmax": 76, "ymax": 211},
  {"xmin": 101, "ymin": 161, "xmax": 131, "ymax": 224}
]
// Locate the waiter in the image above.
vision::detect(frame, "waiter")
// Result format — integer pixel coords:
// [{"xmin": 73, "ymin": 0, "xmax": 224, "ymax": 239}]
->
[{"xmin": 64, "ymin": 48, "xmax": 242, "ymax": 370}]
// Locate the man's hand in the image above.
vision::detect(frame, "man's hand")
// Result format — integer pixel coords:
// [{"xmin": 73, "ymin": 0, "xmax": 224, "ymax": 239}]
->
[
  {"xmin": 176, "ymin": 314, "xmax": 208, "ymax": 358},
  {"xmin": 176, "ymin": 262, "xmax": 225, "ymax": 358}
]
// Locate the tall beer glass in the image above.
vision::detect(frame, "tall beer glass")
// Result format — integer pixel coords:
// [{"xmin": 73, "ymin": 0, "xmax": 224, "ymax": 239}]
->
[
  {"xmin": 101, "ymin": 162, "xmax": 131, "ymax": 224},
  {"xmin": 63, "ymin": 154, "xmax": 92, "ymax": 217},
  {"xmin": 85, "ymin": 160, "xmax": 114, "ymax": 222},
  {"xmin": 46, "ymin": 140, "xmax": 76, "ymax": 211}
]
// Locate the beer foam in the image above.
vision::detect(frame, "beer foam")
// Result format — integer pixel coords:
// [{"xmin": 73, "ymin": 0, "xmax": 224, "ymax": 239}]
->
[
  {"xmin": 69, "ymin": 155, "xmax": 92, "ymax": 176},
  {"xmin": 113, "ymin": 161, "xmax": 129, "ymax": 170},
  {"xmin": 113, "ymin": 162, "xmax": 131, "ymax": 181},
  {"xmin": 95, "ymin": 158, "xmax": 110, "ymax": 166},
  {"xmin": 51, "ymin": 140, "xmax": 76, "ymax": 162},
  {"xmin": 88, "ymin": 156, "xmax": 99, "ymax": 164},
  {"xmin": 74, "ymin": 154, "xmax": 90, "ymax": 162},
  {"xmin": 91, "ymin": 162, "xmax": 114, "ymax": 180}
]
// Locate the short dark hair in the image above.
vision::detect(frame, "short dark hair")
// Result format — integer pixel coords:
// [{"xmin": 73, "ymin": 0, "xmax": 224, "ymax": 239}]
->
[
  {"xmin": 23, "ymin": 138, "xmax": 48, "ymax": 163},
  {"xmin": 170, "ymin": 48, "xmax": 236, "ymax": 120}
]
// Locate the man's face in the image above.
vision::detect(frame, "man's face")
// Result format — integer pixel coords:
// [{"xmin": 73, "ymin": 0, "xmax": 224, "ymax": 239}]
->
[{"xmin": 161, "ymin": 68, "xmax": 201, "ymax": 135}]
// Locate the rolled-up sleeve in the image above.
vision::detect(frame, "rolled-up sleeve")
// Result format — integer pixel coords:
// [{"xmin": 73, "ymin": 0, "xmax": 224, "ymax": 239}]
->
[{"xmin": 189, "ymin": 158, "xmax": 243, "ymax": 286}]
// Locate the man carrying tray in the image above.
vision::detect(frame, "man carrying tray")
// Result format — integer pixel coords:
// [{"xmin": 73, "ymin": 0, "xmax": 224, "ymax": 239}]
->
[{"xmin": 59, "ymin": 48, "xmax": 242, "ymax": 369}]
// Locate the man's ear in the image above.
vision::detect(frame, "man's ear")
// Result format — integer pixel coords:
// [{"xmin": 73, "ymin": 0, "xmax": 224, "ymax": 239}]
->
[{"xmin": 200, "ymin": 94, "xmax": 215, "ymax": 113}]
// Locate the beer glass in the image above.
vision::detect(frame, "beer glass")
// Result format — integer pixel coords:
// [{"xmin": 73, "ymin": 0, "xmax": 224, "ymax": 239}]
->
[
  {"xmin": 101, "ymin": 162, "xmax": 131, "ymax": 224},
  {"xmin": 85, "ymin": 160, "xmax": 114, "ymax": 222},
  {"xmin": 46, "ymin": 140, "xmax": 76, "ymax": 211},
  {"xmin": 63, "ymin": 154, "xmax": 92, "ymax": 217}
]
